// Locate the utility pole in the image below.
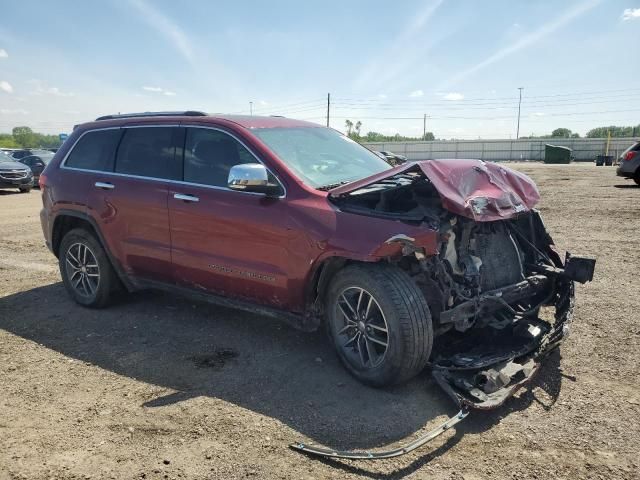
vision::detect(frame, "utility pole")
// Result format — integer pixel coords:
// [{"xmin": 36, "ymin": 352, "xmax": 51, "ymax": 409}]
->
[
  {"xmin": 516, "ymin": 87, "xmax": 523, "ymax": 139},
  {"xmin": 326, "ymin": 93, "xmax": 330, "ymax": 127},
  {"xmin": 249, "ymin": 101, "xmax": 253, "ymax": 116},
  {"xmin": 423, "ymin": 114, "xmax": 427, "ymax": 140}
]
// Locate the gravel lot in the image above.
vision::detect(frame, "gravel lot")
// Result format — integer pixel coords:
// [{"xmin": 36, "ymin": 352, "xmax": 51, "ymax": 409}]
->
[{"xmin": 1, "ymin": 163, "xmax": 638, "ymax": 480}]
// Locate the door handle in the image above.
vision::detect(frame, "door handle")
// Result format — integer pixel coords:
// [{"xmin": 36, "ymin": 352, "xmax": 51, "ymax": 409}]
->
[
  {"xmin": 95, "ymin": 182, "xmax": 114, "ymax": 190},
  {"xmin": 174, "ymin": 193, "xmax": 199, "ymax": 203}
]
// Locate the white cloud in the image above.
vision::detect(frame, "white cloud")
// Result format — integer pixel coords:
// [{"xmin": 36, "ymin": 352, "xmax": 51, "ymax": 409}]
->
[
  {"xmin": 0, "ymin": 49, "xmax": 7, "ymax": 58},
  {"xmin": 409, "ymin": 89, "xmax": 424, "ymax": 98},
  {"xmin": 441, "ymin": 0, "xmax": 602, "ymax": 87},
  {"xmin": 128, "ymin": 0, "xmax": 195, "ymax": 64},
  {"xmin": 258, "ymin": 100, "xmax": 269, "ymax": 106},
  {"xmin": 0, "ymin": 108, "xmax": 28, "ymax": 115},
  {"xmin": 142, "ymin": 86, "xmax": 177, "ymax": 96},
  {"xmin": 377, "ymin": 94, "xmax": 387, "ymax": 99},
  {"xmin": 622, "ymin": 8, "xmax": 640, "ymax": 20},
  {"xmin": 0, "ymin": 80, "xmax": 13, "ymax": 93},
  {"xmin": 443, "ymin": 92, "xmax": 464, "ymax": 101},
  {"xmin": 531, "ymin": 112, "xmax": 546, "ymax": 117},
  {"xmin": 29, "ymin": 80, "xmax": 74, "ymax": 97}
]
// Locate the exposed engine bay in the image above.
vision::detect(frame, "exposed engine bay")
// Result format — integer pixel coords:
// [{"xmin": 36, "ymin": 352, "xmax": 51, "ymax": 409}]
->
[
  {"xmin": 293, "ymin": 162, "xmax": 595, "ymax": 460},
  {"xmin": 330, "ymin": 167, "xmax": 594, "ymax": 408}
]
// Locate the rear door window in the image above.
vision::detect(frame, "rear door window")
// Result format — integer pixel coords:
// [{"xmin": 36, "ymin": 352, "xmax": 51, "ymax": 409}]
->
[
  {"xmin": 115, "ymin": 127, "xmax": 176, "ymax": 179},
  {"xmin": 66, "ymin": 129, "xmax": 122, "ymax": 171}
]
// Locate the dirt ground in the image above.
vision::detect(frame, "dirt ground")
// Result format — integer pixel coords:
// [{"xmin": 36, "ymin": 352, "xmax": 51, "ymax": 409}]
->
[{"xmin": 0, "ymin": 163, "xmax": 638, "ymax": 480}]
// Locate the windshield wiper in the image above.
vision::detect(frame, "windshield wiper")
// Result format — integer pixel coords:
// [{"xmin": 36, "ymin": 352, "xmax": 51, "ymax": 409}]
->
[{"xmin": 316, "ymin": 180, "xmax": 351, "ymax": 191}]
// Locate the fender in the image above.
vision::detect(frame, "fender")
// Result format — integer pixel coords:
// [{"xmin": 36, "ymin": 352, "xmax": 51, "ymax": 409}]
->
[{"xmin": 50, "ymin": 209, "xmax": 136, "ymax": 291}]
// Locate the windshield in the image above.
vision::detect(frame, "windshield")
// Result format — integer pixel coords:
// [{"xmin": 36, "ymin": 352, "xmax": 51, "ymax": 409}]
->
[{"xmin": 252, "ymin": 127, "xmax": 391, "ymax": 189}]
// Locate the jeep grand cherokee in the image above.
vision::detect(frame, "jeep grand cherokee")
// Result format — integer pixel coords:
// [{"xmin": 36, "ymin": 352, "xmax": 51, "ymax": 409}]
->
[{"xmin": 40, "ymin": 111, "xmax": 594, "ymax": 412}]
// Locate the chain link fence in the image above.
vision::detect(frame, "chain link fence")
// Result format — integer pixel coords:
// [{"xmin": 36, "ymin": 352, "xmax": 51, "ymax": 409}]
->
[{"xmin": 361, "ymin": 137, "xmax": 638, "ymax": 162}]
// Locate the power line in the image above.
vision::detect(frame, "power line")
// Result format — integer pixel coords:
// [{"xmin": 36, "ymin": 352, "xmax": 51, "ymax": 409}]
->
[{"xmin": 333, "ymin": 87, "xmax": 640, "ymax": 104}]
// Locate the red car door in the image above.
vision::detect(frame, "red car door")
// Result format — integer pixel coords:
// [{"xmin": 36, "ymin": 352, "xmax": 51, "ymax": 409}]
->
[
  {"xmin": 168, "ymin": 127, "xmax": 291, "ymax": 309},
  {"xmin": 82, "ymin": 126, "xmax": 178, "ymax": 282}
]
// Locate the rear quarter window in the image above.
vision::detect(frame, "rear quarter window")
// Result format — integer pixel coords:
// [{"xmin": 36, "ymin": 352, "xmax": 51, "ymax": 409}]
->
[{"xmin": 65, "ymin": 129, "xmax": 122, "ymax": 171}]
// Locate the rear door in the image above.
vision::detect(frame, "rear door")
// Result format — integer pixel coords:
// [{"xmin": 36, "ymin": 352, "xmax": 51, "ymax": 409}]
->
[
  {"xmin": 82, "ymin": 125, "xmax": 179, "ymax": 283},
  {"xmin": 168, "ymin": 126, "xmax": 291, "ymax": 309}
]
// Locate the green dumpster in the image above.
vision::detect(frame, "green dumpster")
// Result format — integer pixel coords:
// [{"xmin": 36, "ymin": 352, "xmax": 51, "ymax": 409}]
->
[{"xmin": 544, "ymin": 144, "xmax": 572, "ymax": 164}]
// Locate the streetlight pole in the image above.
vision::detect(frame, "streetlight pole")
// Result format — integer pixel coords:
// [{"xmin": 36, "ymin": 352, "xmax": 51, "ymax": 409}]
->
[
  {"xmin": 249, "ymin": 101, "xmax": 253, "ymax": 116},
  {"xmin": 516, "ymin": 87, "xmax": 523, "ymax": 139}
]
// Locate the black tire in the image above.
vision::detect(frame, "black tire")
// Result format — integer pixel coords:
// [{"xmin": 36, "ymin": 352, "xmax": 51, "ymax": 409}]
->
[
  {"xmin": 58, "ymin": 228, "xmax": 118, "ymax": 308},
  {"xmin": 634, "ymin": 174, "xmax": 640, "ymax": 186},
  {"xmin": 19, "ymin": 186, "xmax": 31, "ymax": 193},
  {"xmin": 326, "ymin": 263, "xmax": 433, "ymax": 387}
]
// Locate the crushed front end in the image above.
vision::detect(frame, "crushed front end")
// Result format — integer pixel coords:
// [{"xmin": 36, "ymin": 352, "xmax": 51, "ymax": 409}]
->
[
  {"xmin": 330, "ymin": 159, "xmax": 595, "ymax": 411},
  {"xmin": 423, "ymin": 210, "xmax": 593, "ymax": 410},
  {"xmin": 294, "ymin": 160, "xmax": 595, "ymax": 460}
]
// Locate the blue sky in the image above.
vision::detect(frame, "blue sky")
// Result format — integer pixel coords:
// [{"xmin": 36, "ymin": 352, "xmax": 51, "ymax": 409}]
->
[{"xmin": 0, "ymin": 0, "xmax": 639, "ymax": 138}]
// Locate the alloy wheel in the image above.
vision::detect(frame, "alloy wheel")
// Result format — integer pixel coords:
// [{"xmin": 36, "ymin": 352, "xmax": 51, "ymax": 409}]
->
[
  {"xmin": 65, "ymin": 242, "xmax": 100, "ymax": 297},
  {"xmin": 333, "ymin": 287, "xmax": 389, "ymax": 369}
]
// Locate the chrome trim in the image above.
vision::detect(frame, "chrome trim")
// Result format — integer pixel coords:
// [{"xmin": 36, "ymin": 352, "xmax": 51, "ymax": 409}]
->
[
  {"xmin": 173, "ymin": 193, "xmax": 199, "ymax": 202},
  {"xmin": 0, "ymin": 170, "xmax": 30, "ymax": 180},
  {"xmin": 94, "ymin": 181, "xmax": 114, "ymax": 190},
  {"xmin": 59, "ymin": 124, "xmax": 287, "ymax": 199},
  {"xmin": 228, "ymin": 163, "xmax": 269, "ymax": 189}
]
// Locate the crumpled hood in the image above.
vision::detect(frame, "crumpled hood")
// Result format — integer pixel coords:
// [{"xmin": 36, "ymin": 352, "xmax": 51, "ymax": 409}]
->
[{"xmin": 329, "ymin": 159, "xmax": 540, "ymax": 222}]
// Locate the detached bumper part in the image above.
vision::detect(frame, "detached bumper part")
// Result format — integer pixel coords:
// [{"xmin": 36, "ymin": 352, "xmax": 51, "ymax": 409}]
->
[
  {"xmin": 291, "ymin": 254, "xmax": 585, "ymax": 460},
  {"xmin": 290, "ymin": 409, "xmax": 469, "ymax": 460},
  {"xmin": 563, "ymin": 253, "xmax": 595, "ymax": 284},
  {"xmin": 433, "ymin": 276, "xmax": 575, "ymax": 410}
]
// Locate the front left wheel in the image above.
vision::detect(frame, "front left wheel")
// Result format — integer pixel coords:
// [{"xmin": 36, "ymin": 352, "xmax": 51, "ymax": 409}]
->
[
  {"xmin": 58, "ymin": 228, "xmax": 119, "ymax": 308},
  {"xmin": 326, "ymin": 263, "xmax": 433, "ymax": 387}
]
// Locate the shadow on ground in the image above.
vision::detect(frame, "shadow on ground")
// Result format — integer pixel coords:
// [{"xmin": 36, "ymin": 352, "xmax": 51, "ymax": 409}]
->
[{"xmin": 0, "ymin": 283, "xmax": 565, "ymax": 459}]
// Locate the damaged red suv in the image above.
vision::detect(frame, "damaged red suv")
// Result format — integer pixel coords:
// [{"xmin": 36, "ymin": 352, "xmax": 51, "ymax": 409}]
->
[{"xmin": 40, "ymin": 112, "xmax": 594, "ymax": 408}]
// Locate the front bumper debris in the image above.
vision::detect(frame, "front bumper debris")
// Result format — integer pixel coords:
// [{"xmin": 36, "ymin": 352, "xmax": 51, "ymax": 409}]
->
[
  {"xmin": 292, "ymin": 256, "xmax": 584, "ymax": 460},
  {"xmin": 290, "ymin": 409, "xmax": 469, "ymax": 460},
  {"xmin": 432, "ymin": 275, "xmax": 574, "ymax": 410}
]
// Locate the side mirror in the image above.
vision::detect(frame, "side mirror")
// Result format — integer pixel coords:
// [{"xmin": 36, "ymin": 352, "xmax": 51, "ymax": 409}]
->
[{"xmin": 228, "ymin": 163, "xmax": 283, "ymax": 196}]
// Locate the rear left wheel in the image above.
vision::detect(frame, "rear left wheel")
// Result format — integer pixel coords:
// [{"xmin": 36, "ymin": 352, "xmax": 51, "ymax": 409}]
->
[
  {"xmin": 19, "ymin": 186, "xmax": 31, "ymax": 193},
  {"xmin": 326, "ymin": 263, "xmax": 433, "ymax": 387},
  {"xmin": 59, "ymin": 228, "xmax": 118, "ymax": 308}
]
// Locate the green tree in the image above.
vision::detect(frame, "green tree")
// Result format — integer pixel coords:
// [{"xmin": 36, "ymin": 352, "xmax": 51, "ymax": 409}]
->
[
  {"xmin": 361, "ymin": 131, "xmax": 436, "ymax": 142},
  {"xmin": 551, "ymin": 128, "xmax": 572, "ymax": 138},
  {"xmin": 354, "ymin": 121, "xmax": 362, "ymax": 139},
  {"xmin": 0, "ymin": 133, "xmax": 19, "ymax": 148},
  {"xmin": 12, "ymin": 126, "xmax": 36, "ymax": 147},
  {"xmin": 344, "ymin": 120, "xmax": 353, "ymax": 137},
  {"xmin": 586, "ymin": 125, "xmax": 640, "ymax": 138}
]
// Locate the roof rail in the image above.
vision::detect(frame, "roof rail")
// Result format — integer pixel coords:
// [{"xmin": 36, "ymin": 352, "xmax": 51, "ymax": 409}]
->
[{"xmin": 95, "ymin": 111, "xmax": 207, "ymax": 121}]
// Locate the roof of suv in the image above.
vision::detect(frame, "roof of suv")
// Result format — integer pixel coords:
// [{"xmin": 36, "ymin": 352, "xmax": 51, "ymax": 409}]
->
[{"xmin": 81, "ymin": 112, "xmax": 319, "ymax": 131}]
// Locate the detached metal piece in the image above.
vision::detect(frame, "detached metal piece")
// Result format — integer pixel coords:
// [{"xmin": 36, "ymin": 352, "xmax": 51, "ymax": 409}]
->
[{"xmin": 290, "ymin": 409, "xmax": 469, "ymax": 460}]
